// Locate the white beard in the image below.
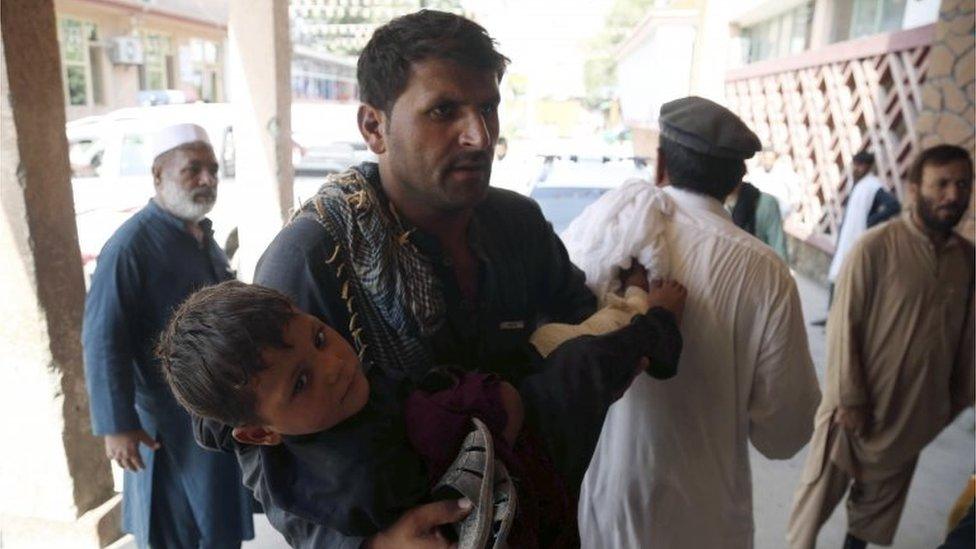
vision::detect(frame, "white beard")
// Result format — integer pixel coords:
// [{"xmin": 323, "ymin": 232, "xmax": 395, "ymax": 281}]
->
[{"xmin": 157, "ymin": 178, "xmax": 216, "ymax": 222}]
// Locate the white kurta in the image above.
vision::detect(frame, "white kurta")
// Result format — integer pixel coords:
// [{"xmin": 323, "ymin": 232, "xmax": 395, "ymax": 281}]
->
[
  {"xmin": 827, "ymin": 174, "xmax": 883, "ymax": 281},
  {"xmin": 578, "ymin": 186, "xmax": 822, "ymax": 548}
]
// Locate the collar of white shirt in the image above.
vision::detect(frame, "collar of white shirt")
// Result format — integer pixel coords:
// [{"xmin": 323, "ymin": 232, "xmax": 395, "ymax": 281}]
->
[{"xmin": 663, "ymin": 185, "xmax": 732, "ymax": 219}]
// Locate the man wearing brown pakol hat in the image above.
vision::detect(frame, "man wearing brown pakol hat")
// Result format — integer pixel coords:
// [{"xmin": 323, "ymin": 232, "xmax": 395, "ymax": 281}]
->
[
  {"xmin": 787, "ymin": 144, "xmax": 975, "ymax": 549},
  {"xmin": 579, "ymin": 96, "xmax": 821, "ymax": 548}
]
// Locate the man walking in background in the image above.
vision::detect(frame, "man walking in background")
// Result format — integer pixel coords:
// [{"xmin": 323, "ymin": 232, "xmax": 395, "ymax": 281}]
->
[
  {"xmin": 788, "ymin": 145, "xmax": 975, "ymax": 549},
  {"xmin": 83, "ymin": 124, "xmax": 253, "ymax": 548}
]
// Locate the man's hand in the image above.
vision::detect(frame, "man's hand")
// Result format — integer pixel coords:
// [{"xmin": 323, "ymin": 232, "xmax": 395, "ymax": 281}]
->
[
  {"xmin": 647, "ymin": 279, "xmax": 688, "ymax": 324},
  {"xmin": 365, "ymin": 498, "xmax": 472, "ymax": 549},
  {"xmin": 834, "ymin": 406, "xmax": 870, "ymax": 436},
  {"xmin": 104, "ymin": 429, "xmax": 161, "ymax": 471}
]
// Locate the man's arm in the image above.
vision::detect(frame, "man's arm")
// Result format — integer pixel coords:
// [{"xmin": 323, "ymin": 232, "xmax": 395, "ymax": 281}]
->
[
  {"xmin": 827, "ymin": 239, "xmax": 874, "ymax": 411},
  {"xmin": 82, "ymin": 241, "xmax": 161, "ymax": 470},
  {"xmin": 756, "ymin": 193, "xmax": 789, "ymax": 262},
  {"xmin": 82, "ymin": 241, "xmax": 143, "ymax": 436},
  {"xmin": 520, "ymin": 307, "xmax": 682, "ymax": 491},
  {"xmin": 748, "ymin": 272, "xmax": 821, "ymax": 459},
  {"xmin": 866, "ymin": 188, "xmax": 901, "ymax": 228}
]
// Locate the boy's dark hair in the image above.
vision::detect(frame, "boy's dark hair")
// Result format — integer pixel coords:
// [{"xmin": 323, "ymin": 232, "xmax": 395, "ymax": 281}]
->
[
  {"xmin": 907, "ymin": 144, "xmax": 974, "ymax": 184},
  {"xmin": 357, "ymin": 10, "xmax": 510, "ymax": 114},
  {"xmin": 659, "ymin": 137, "xmax": 747, "ymax": 201},
  {"xmin": 156, "ymin": 280, "xmax": 296, "ymax": 427}
]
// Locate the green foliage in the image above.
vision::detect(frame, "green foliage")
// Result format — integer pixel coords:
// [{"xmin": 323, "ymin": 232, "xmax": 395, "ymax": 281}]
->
[{"xmin": 584, "ymin": 0, "xmax": 656, "ymax": 102}]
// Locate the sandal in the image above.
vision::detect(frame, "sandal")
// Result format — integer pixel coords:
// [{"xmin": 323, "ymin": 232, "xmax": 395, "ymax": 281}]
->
[
  {"xmin": 489, "ymin": 458, "xmax": 517, "ymax": 549},
  {"xmin": 431, "ymin": 417, "xmax": 495, "ymax": 549}
]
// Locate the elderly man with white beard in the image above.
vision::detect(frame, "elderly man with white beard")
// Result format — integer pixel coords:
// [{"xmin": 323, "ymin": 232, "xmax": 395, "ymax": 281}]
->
[{"xmin": 82, "ymin": 123, "xmax": 253, "ymax": 548}]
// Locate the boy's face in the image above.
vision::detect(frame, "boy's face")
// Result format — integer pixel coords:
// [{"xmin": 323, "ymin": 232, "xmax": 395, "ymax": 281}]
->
[{"xmin": 232, "ymin": 311, "xmax": 369, "ymax": 444}]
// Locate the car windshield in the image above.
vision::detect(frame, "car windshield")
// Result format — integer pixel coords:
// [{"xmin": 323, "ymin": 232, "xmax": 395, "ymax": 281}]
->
[{"xmin": 530, "ymin": 157, "xmax": 650, "ymax": 233}]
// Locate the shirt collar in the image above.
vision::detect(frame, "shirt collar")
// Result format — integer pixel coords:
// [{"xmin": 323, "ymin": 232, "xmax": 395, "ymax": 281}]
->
[
  {"xmin": 356, "ymin": 162, "xmax": 489, "ymax": 262},
  {"xmin": 664, "ymin": 185, "xmax": 732, "ymax": 219}
]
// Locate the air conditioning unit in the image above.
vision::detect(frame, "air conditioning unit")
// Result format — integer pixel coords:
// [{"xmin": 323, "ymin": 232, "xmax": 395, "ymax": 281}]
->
[{"xmin": 109, "ymin": 36, "xmax": 144, "ymax": 65}]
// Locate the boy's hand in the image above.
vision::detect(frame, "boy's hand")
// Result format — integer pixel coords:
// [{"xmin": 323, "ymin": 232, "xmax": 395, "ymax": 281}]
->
[
  {"xmin": 104, "ymin": 429, "xmax": 161, "ymax": 471},
  {"xmin": 647, "ymin": 279, "xmax": 687, "ymax": 324},
  {"xmin": 365, "ymin": 498, "xmax": 473, "ymax": 549},
  {"xmin": 618, "ymin": 260, "xmax": 650, "ymax": 293}
]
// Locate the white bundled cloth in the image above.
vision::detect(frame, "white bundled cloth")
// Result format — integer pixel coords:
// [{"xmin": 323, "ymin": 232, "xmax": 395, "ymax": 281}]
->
[{"xmin": 559, "ymin": 178, "xmax": 674, "ymax": 304}]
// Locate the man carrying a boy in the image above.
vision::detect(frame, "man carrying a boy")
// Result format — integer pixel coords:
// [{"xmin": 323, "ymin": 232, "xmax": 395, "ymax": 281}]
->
[{"xmin": 194, "ymin": 9, "xmax": 681, "ymax": 549}]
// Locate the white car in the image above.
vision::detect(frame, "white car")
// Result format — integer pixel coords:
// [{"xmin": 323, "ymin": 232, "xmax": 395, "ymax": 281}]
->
[
  {"xmin": 528, "ymin": 155, "xmax": 653, "ymax": 234},
  {"xmin": 291, "ymin": 101, "xmax": 374, "ymax": 174}
]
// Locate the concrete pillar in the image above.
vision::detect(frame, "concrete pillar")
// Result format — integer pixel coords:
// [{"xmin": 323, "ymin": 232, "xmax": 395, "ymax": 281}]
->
[
  {"xmin": 227, "ymin": 0, "xmax": 294, "ymax": 282},
  {"xmin": 915, "ymin": 0, "xmax": 975, "ymax": 240},
  {"xmin": 0, "ymin": 0, "xmax": 121, "ymax": 547}
]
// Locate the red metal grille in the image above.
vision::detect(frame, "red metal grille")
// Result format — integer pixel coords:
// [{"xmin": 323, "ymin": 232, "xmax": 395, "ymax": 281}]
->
[{"xmin": 725, "ymin": 25, "xmax": 935, "ymax": 253}]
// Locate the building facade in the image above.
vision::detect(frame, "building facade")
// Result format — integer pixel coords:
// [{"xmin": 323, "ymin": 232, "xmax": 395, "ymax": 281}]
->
[
  {"xmin": 616, "ymin": 0, "xmax": 971, "ymax": 279},
  {"xmin": 54, "ymin": 0, "xmax": 229, "ymax": 122}
]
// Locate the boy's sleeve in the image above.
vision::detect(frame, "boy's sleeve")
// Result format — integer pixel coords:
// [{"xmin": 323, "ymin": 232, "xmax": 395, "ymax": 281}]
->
[
  {"xmin": 518, "ymin": 307, "xmax": 682, "ymax": 493},
  {"xmin": 241, "ymin": 406, "xmax": 431, "ymax": 538}
]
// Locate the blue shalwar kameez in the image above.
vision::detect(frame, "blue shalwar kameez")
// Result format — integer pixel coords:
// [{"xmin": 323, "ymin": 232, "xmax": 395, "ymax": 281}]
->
[{"xmin": 82, "ymin": 199, "xmax": 253, "ymax": 548}]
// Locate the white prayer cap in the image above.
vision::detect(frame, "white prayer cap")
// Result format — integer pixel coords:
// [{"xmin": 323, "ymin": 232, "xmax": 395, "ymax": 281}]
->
[{"xmin": 150, "ymin": 123, "xmax": 211, "ymax": 160}]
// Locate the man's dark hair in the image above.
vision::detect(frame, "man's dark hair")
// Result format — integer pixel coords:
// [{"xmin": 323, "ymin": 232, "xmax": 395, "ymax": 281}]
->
[
  {"xmin": 853, "ymin": 151, "xmax": 875, "ymax": 166},
  {"xmin": 357, "ymin": 10, "xmax": 510, "ymax": 113},
  {"xmin": 907, "ymin": 144, "xmax": 974, "ymax": 184},
  {"xmin": 659, "ymin": 138, "xmax": 747, "ymax": 200},
  {"xmin": 156, "ymin": 280, "xmax": 296, "ymax": 427}
]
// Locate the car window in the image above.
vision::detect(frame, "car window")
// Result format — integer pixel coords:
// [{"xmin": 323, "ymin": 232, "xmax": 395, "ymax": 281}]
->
[
  {"xmin": 530, "ymin": 186, "xmax": 612, "ymax": 234},
  {"xmin": 530, "ymin": 158, "xmax": 651, "ymax": 233},
  {"xmin": 119, "ymin": 132, "xmax": 154, "ymax": 177}
]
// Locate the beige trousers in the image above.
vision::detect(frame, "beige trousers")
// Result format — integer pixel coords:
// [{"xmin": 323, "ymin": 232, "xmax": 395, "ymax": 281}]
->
[{"xmin": 787, "ymin": 424, "xmax": 917, "ymax": 548}]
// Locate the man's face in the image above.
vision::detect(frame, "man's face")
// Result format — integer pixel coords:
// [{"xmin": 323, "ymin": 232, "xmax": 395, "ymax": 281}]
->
[
  {"xmin": 154, "ymin": 142, "xmax": 219, "ymax": 221},
  {"xmin": 761, "ymin": 151, "xmax": 776, "ymax": 172},
  {"xmin": 912, "ymin": 159, "xmax": 973, "ymax": 233},
  {"xmin": 242, "ymin": 312, "xmax": 369, "ymax": 438},
  {"xmin": 371, "ymin": 58, "xmax": 500, "ymax": 213},
  {"xmin": 852, "ymin": 161, "xmax": 872, "ymax": 181}
]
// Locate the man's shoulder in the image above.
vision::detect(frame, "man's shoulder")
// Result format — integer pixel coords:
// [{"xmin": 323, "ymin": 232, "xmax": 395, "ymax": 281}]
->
[
  {"xmin": 257, "ymin": 215, "xmax": 332, "ymax": 276},
  {"xmin": 99, "ymin": 204, "xmax": 158, "ymax": 256}
]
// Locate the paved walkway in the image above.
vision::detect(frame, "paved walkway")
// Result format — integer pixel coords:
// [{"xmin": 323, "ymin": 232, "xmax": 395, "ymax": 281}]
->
[{"xmin": 241, "ymin": 272, "xmax": 975, "ymax": 548}]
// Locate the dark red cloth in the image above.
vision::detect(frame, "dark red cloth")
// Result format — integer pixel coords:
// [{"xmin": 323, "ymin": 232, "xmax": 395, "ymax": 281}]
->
[{"xmin": 403, "ymin": 371, "xmax": 576, "ymax": 548}]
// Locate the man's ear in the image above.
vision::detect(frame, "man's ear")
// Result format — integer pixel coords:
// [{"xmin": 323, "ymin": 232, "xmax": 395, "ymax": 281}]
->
[
  {"xmin": 232, "ymin": 425, "xmax": 283, "ymax": 446},
  {"xmin": 151, "ymin": 162, "xmax": 163, "ymax": 189},
  {"xmin": 358, "ymin": 103, "xmax": 387, "ymax": 155},
  {"xmin": 655, "ymin": 149, "xmax": 669, "ymax": 188}
]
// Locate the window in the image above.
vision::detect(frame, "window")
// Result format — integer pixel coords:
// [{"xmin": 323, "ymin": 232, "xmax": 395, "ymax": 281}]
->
[
  {"xmin": 58, "ymin": 18, "xmax": 100, "ymax": 106},
  {"xmin": 140, "ymin": 32, "xmax": 172, "ymax": 90},
  {"xmin": 849, "ymin": 0, "xmax": 907, "ymax": 39},
  {"xmin": 742, "ymin": 2, "xmax": 814, "ymax": 64},
  {"xmin": 186, "ymin": 39, "xmax": 222, "ymax": 102}
]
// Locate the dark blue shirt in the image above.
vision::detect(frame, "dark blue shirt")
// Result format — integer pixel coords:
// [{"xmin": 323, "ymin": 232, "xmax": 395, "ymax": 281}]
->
[{"xmin": 83, "ymin": 199, "xmax": 232, "ymax": 434}]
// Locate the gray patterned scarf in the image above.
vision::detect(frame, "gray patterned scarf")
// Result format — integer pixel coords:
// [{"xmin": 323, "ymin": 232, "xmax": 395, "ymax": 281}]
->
[{"xmin": 295, "ymin": 166, "xmax": 444, "ymax": 380}]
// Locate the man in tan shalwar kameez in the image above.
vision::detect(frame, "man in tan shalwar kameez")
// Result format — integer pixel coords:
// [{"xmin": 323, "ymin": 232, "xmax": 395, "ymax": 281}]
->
[{"xmin": 788, "ymin": 144, "xmax": 976, "ymax": 549}]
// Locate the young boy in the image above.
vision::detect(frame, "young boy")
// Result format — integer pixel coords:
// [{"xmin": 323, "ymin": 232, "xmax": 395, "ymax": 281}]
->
[{"xmin": 157, "ymin": 273, "xmax": 685, "ymax": 544}]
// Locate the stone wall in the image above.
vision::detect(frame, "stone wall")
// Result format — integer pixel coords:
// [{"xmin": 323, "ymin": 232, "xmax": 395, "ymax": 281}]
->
[{"xmin": 916, "ymin": 0, "xmax": 976, "ymax": 239}]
